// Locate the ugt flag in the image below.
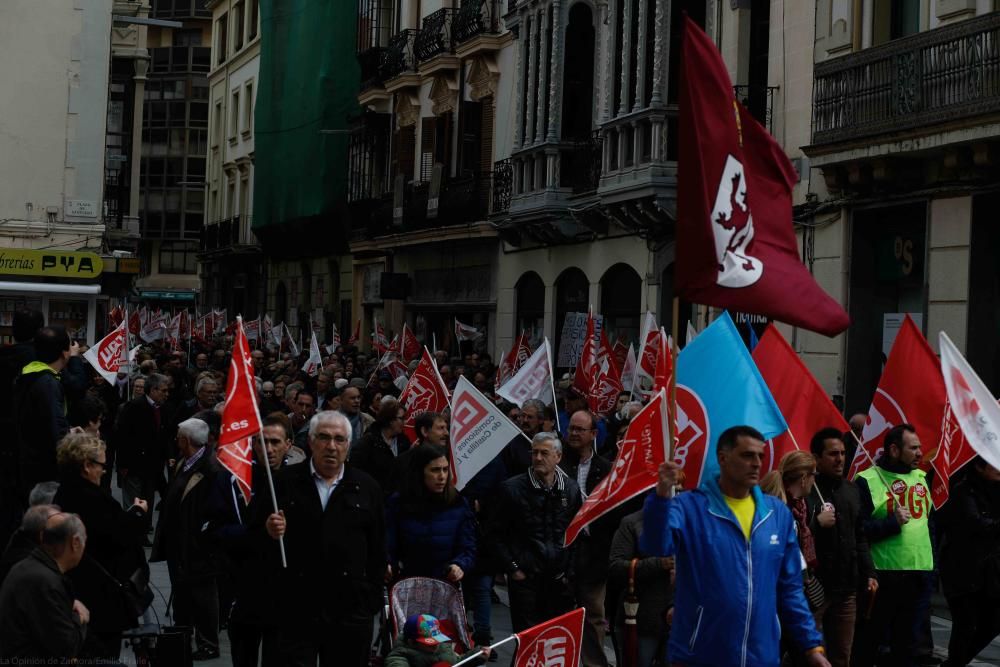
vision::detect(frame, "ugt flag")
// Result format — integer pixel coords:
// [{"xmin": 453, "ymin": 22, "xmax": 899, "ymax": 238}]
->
[
  {"xmin": 565, "ymin": 390, "xmax": 669, "ymax": 545},
  {"xmin": 753, "ymin": 324, "xmax": 849, "ymax": 474},
  {"xmin": 219, "ymin": 317, "xmax": 262, "ymax": 501},
  {"xmin": 450, "ymin": 376, "xmax": 522, "ymax": 491},
  {"xmin": 83, "ymin": 318, "xmax": 138, "ymax": 383},
  {"xmin": 399, "ymin": 348, "xmax": 450, "ymax": 442},
  {"xmin": 675, "ymin": 312, "xmax": 787, "ymax": 488},
  {"xmin": 497, "ymin": 339, "xmax": 555, "ymax": 408},
  {"xmin": 513, "ymin": 608, "xmax": 585, "ymax": 667},
  {"xmin": 848, "ymin": 315, "xmax": 945, "ymax": 479},
  {"xmin": 496, "ymin": 333, "xmax": 532, "ymax": 390},
  {"xmin": 939, "ymin": 331, "xmax": 1000, "ymax": 474},
  {"xmin": 675, "ymin": 16, "xmax": 849, "ymax": 337},
  {"xmin": 930, "ymin": 402, "xmax": 978, "ymax": 508}
]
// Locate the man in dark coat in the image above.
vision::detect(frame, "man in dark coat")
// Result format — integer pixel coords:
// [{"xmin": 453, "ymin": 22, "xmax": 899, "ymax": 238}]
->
[
  {"xmin": 560, "ymin": 410, "xmax": 614, "ymax": 667},
  {"xmin": 491, "ymin": 432, "xmax": 582, "ymax": 632},
  {"xmin": 115, "ymin": 371, "xmax": 171, "ymax": 532},
  {"xmin": 262, "ymin": 411, "xmax": 385, "ymax": 666},
  {"xmin": 151, "ymin": 417, "xmax": 221, "ymax": 660},
  {"xmin": 0, "ymin": 504, "xmax": 61, "ymax": 586},
  {"xmin": 0, "ymin": 512, "xmax": 89, "ymax": 661}
]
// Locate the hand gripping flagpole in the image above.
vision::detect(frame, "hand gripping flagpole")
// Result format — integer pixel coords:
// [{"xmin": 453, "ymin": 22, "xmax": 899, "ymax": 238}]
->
[
  {"xmin": 450, "ymin": 635, "xmax": 517, "ymax": 667},
  {"xmin": 256, "ymin": 432, "xmax": 287, "ymax": 568}
]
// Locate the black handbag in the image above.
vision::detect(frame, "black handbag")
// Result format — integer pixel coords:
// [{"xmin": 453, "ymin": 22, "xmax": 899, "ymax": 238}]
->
[{"xmin": 90, "ymin": 556, "xmax": 155, "ymax": 617}]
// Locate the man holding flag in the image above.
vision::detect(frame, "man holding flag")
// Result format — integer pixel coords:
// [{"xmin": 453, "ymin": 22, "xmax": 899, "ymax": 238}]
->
[{"xmin": 642, "ymin": 426, "xmax": 828, "ymax": 667}]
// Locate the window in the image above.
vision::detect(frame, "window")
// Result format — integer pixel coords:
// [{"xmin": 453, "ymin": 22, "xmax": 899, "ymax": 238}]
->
[
  {"xmin": 242, "ymin": 81, "xmax": 253, "ymax": 134},
  {"xmin": 248, "ymin": 0, "xmax": 259, "ymax": 39},
  {"xmin": 217, "ymin": 13, "xmax": 228, "ymax": 65},
  {"xmin": 226, "ymin": 179, "xmax": 236, "ymax": 218},
  {"xmin": 173, "ymin": 29, "xmax": 202, "ymax": 47},
  {"xmin": 873, "ymin": 0, "xmax": 919, "ymax": 46},
  {"xmin": 239, "ymin": 174, "xmax": 249, "ymax": 217},
  {"xmin": 233, "ymin": 1, "xmax": 245, "ymax": 51},
  {"xmin": 159, "ymin": 241, "xmax": 198, "ymax": 274},
  {"xmin": 213, "ymin": 101, "xmax": 223, "ymax": 146},
  {"xmin": 230, "ymin": 90, "xmax": 240, "ymax": 141}
]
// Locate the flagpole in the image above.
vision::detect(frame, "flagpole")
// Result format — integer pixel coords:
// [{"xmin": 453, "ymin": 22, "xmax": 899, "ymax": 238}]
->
[
  {"xmin": 546, "ymin": 338, "xmax": 560, "ymax": 433},
  {"xmin": 669, "ymin": 298, "xmax": 680, "ymax": 461},
  {"xmin": 451, "ymin": 636, "xmax": 518, "ymax": 667},
  {"xmin": 255, "ymin": 433, "xmax": 287, "ymax": 568},
  {"xmin": 850, "ymin": 431, "xmax": 892, "ymax": 488}
]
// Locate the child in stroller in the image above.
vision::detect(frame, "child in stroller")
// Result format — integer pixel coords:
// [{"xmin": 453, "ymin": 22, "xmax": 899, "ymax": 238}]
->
[{"xmin": 385, "ymin": 614, "xmax": 489, "ymax": 667}]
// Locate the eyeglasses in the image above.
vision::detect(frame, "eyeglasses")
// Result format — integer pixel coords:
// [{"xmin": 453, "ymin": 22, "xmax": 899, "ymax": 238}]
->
[
  {"xmin": 568, "ymin": 426, "xmax": 595, "ymax": 434},
  {"xmin": 88, "ymin": 459, "xmax": 109, "ymax": 470}
]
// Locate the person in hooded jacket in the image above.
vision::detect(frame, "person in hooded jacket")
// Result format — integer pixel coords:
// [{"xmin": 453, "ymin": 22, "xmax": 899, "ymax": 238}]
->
[{"xmin": 385, "ymin": 443, "xmax": 476, "ymax": 583}]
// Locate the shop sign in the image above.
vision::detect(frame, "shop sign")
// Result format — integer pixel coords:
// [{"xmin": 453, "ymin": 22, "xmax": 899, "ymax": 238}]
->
[
  {"xmin": 139, "ymin": 290, "xmax": 196, "ymax": 302},
  {"xmin": 65, "ymin": 200, "xmax": 97, "ymax": 218},
  {"xmin": 0, "ymin": 249, "xmax": 103, "ymax": 279},
  {"xmin": 117, "ymin": 258, "xmax": 140, "ymax": 274}
]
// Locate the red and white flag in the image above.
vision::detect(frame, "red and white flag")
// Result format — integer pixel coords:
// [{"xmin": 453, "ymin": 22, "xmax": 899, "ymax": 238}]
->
[
  {"xmin": 753, "ymin": 324, "xmax": 850, "ymax": 474},
  {"xmin": 83, "ymin": 318, "xmax": 137, "ymax": 383},
  {"xmin": 128, "ymin": 309, "xmax": 141, "ymax": 336},
  {"xmin": 929, "ymin": 402, "xmax": 978, "ymax": 508},
  {"xmin": 565, "ymin": 390, "xmax": 669, "ymax": 545},
  {"xmin": 635, "ymin": 311, "xmax": 660, "ymax": 384},
  {"xmin": 108, "ymin": 306, "xmax": 124, "ymax": 328},
  {"xmin": 400, "ymin": 323, "xmax": 421, "ymax": 363},
  {"xmin": 939, "ymin": 331, "xmax": 1000, "ymax": 475},
  {"xmin": 331, "ymin": 324, "xmax": 341, "ymax": 348},
  {"xmin": 347, "ymin": 319, "xmax": 361, "ymax": 346},
  {"xmin": 245, "ymin": 318, "xmax": 260, "ymax": 341},
  {"xmin": 373, "ymin": 320, "xmax": 389, "ymax": 355},
  {"xmin": 450, "ymin": 376, "xmax": 522, "ymax": 490},
  {"xmin": 218, "ymin": 317, "xmax": 262, "ymax": 502},
  {"xmin": 496, "ymin": 333, "xmax": 531, "ymax": 390},
  {"xmin": 848, "ymin": 316, "xmax": 945, "ymax": 479},
  {"xmin": 140, "ymin": 311, "xmax": 167, "ymax": 343},
  {"xmin": 213, "ymin": 309, "xmax": 228, "ymax": 335},
  {"xmin": 165, "ymin": 313, "xmax": 182, "ymax": 349},
  {"xmin": 399, "ymin": 348, "xmax": 450, "ymax": 442},
  {"xmin": 283, "ymin": 323, "xmax": 300, "ymax": 357},
  {"xmin": 513, "ymin": 608, "xmax": 585, "ymax": 667},
  {"xmin": 574, "ymin": 312, "xmax": 623, "ymax": 415},
  {"xmin": 497, "ymin": 339, "xmax": 555, "ymax": 407},
  {"xmin": 675, "ymin": 17, "xmax": 849, "ymax": 337},
  {"xmin": 621, "ymin": 343, "xmax": 638, "ymax": 393},
  {"xmin": 454, "ymin": 318, "xmax": 483, "ymax": 342},
  {"xmin": 303, "ymin": 330, "xmax": 323, "ymax": 376},
  {"xmin": 651, "ymin": 329, "xmax": 672, "ymax": 396}
]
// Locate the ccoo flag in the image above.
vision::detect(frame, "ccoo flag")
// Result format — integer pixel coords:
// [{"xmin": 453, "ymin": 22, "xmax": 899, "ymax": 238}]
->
[
  {"xmin": 513, "ymin": 608, "xmax": 585, "ymax": 667},
  {"xmin": 939, "ymin": 331, "xmax": 1000, "ymax": 474},
  {"xmin": 399, "ymin": 348, "xmax": 451, "ymax": 443},
  {"xmin": 674, "ymin": 312, "xmax": 787, "ymax": 488},
  {"xmin": 450, "ymin": 376, "xmax": 522, "ymax": 490},
  {"xmin": 675, "ymin": 17, "xmax": 850, "ymax": 337}
]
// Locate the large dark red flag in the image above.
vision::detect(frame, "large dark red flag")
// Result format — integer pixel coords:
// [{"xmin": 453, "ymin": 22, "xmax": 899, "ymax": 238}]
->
[
  {"xmin": 676, "ymin": 17, "xmax": 850, "ymax": 337},
  {"xmin": 753, "ymin": 325, "xmax": 850, "ymax": 473},
  {"xmin": 847, "ymin": 316, "xmax": 945, "ymax": 479},
  {"xmin": 399, "ymin": 348, "xmax": 450, "ymax": 442}
]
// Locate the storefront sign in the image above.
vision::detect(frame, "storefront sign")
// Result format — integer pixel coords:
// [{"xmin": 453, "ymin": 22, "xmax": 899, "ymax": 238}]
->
[
  {"xmin": 116, "ymin": 258, "xmax": 140, "ymax": 274},
  {"xmin": 0, "ymin": 249, "xmax": 103, "ymax": 279},
  {"xmin": 139, "ymin": 290, "xmax": 196, "ymax": 302}
]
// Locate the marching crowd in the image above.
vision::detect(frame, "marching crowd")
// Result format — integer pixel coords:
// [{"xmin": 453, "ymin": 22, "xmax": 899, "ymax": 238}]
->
[{"xmin": 0, "ymin": 309, "xmax": 999, "ymax": 667}]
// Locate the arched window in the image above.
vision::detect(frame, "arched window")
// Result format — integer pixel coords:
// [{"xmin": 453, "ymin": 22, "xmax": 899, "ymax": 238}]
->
[
  {"xmin": 555, "ymin": 267, "xmax": 590, "ymax": 365},
  {"xmin": 561, "ymin": 3, "xmax": 595, "ymax": 141},
  {"xmin": 274, "ymin": 281, "xmax": 288, "ymax": 326},
  {"xmin": 600, "ymin": 263, "xmax": 641, "ymax": 345},
  {"xmin": 515, "ymin": 271, "xmax": 545, "ymax": 348}
]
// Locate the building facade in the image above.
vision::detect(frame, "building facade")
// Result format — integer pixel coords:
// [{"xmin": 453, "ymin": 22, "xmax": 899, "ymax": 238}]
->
[
  {"xmin": 134, "ymin": 0, "xmax": 212, "ymax": 309},
  {"xmin": 198, "ymin": 0, "xmax": 264, "ymax": 318}
]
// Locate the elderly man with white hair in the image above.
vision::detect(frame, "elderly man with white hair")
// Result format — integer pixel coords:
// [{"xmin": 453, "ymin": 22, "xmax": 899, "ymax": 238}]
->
[
  {"xmin": 151, "ymin": 417, "xmax": 222, "ymax": 660},
  {"xmin": 263, "ymin": 410, "xmax": 386, "ymax": 666}
]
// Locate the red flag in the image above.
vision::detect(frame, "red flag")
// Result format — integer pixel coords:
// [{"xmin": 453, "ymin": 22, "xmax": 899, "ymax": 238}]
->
[
  {"xmin": 399, "ymin": 348, "xmax": 450, "ymax": 442},
  {"xmin": 218, "ymin": 318, "xmax": 261, "ymax": 502},
  {"xmin": 347, "ymin": 319, "xmax": 361, "ymax": 346},
  {"xmin": 637, "ymin": 311, "xmax": 659, "ymax": 380},
  {"xmin": 652, "ymin": 330, "xmax": 672, "ymax": 395},
  {"xmin": 373, "ymin": 322, "xmax": 389, "ymax": 354},
  {"xmin": 565, "ymin": 390, "xmax": 668, "ymax": 545},
  {"xmin": 929, "ymin": 402, "xmax": 977, "ymax": 508},
  {"xmin": 573, "ymin": 315, "xmax": 598, "ymax": 396},
  {"xmin": 847, "ymin": 315, "xmax": 945, "ymax": 479},
  {"xmin": 513, "ymin": 608, "xmax": 585, "ymax": 667},
  {"xmin": 108, "ymin": 306, "xmax": 124, "ymax": 327},
  {"xmin": 575, "ymin": 314, "xmax": 623, "ymax": 414},
  {"xmin": 611, "ymin": 337, "xmax": 628, "ymax": 371},
  {"xmin": 675, "ymin": 17, "xmax": 849, "ymax": 337},
  {"xmin": 127, "ymin": 310, "xmax": 141, "ymax": 336},
  {"xmin": 496, "ymin": 333, "xmax": 531, "ymax": 390},
  {"xmin": 753, "ymin": 325, "xmax": 850, "ymax": 474},
  {"xmin": 400, "ymin": 324, "xmax": 421, "ymax": 363}
]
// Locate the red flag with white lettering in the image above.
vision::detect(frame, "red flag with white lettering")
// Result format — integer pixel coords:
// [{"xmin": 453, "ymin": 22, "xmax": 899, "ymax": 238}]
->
[
  {"xmin": 513, "ymin": 608, "xmax": 585, "ymax": 667},
  {"xmin": 400, "ymin": 324, "xmax": 421, "ymax": 363},
  {"xmin": 347, "ymin": 319, "xmax": 361, "ymax": 346},
  {"xmin": 83, "ymin": 318, "xmax": 132, "ymax": 383},
  {"xmin": 848, "ymin": 315, "xmax": 945, "ymax": 479},
  {"xmin": 652, "ymin": 330, "xmax": 672, "ymax": 396},
  {"xmin": 753, "ymin": 325, "xmax": 850, "ymax": 474},
  {"xmin": 399, "ymin": 348, "xmax": 450, "ymax": 442},
  {"xmin": 496, "ymin": 333, "xmax": 531, "ymax": 390},
  {"xmin": 218, "ymin": 318, "xmax": 261, "ymax": 502}
]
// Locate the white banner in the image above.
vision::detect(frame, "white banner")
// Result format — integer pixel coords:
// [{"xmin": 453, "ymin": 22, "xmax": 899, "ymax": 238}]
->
[
  {"xmin": 303, "ymin": 331, "xmax": 322, "ymax": 376},
  {"xmin": 497, "ymin": 339, "xmax": 554, "ymax": 407},
  {"xmin": 939, "ymin": 332, "xmax": 1000, "ymax": 473},
  {"xmin": 450, "ymin": 376, "xmax": 522, "ymax": 490}
]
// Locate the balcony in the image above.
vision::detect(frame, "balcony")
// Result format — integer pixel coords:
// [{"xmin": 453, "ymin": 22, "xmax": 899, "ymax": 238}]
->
[
  {"xmin": 491, "ymin": 158, "xmax": 513, "ymax": 214},
  {"xmin": 199, "ymin": 216, "xmax": 261, "ymax": 257},
  {"xmin": 415, "ymin": 9, "xmax": 461, "ymax": 75},
  {"xmin": 453, "ymin": 0, "xmax": 509, "ymax": 59},
  {"xmin": 383, "ymin": 30, "xmax": 420, "ymax": 92},
  {"xmin": 359, "ymin": 47, "xmax": 388, "ymax": 91},
  {"xmin": 734, "ymin": 85, "xmax": 777, "ymax": 134},
  {"xmin": 598, "ymin": 107, "xmax": 678, "ymax": 206},
  {"xmin": 811, "ymin": 12, "xmax": 1000, "ymax": 147}
]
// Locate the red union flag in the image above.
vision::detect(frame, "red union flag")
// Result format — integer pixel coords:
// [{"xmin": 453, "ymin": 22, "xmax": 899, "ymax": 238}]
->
[
  {"xmin": 636, "ymin": 311, "xmax": 659, "ymax": 380},
  {"xmin": 399, "ymin": 348, "xmax": 450, "ymax": 442},
  {"xmin": 220, "ymin": 317, "xmax": 262, "ymax": 447},
  {"xmin": 753, "ymin": 325, "xmax": 849, "ymax": 474},
  {"xmin": 400, "ymin": 324, "xmax": 421, "ymax": 363},
  {"xmin": 217, "ymin": 436, "xmax": 255, "ymax": 503},
  {"xmin": 674, "ymin": 385, "xmax": 711, "ymax": 488},
  {"xmin": 450, "ymin": 376, "xmax": 521, "ymax": 490},
  {"xmin": 347, "ymin": 318, "xmax": 361, "ymax": 346},
  {"xmin": 496, "ymin": 333, "xmax": 531, "ymax": 390},
  {"xmin": 565, "ymin": 390, "xmax": 668, "ymax": 545},
  {"xmin": 497, "ymin": 339, "xmax": 555, "ymax": 407},
  {"xmin": 675, "ymin": 17, "xmax": 849, "ymax": 337},
  {"xmin": 848, "ymin": 315, "xmax": 945, "ymax": 479},
  {"xmin": 513, "ymin": 608, "xmax": 585, "ymax": 667},
  {"xmin": 939, "ymin": 331, "xmax": 1000, "ymax": 475},
  {"xmin": 373, "ymin": 321, "xmax": 389, "ymax": 354},
  {"xmin": 930, "ymin": 402, "xmax": 978, "ymax": 508},
  {"xmin": 83, "ymin": 318, "xmax": 132, "ymax": 383}
]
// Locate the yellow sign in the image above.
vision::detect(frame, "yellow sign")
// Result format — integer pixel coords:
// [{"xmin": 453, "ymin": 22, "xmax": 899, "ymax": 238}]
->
[
  {"xmin": 0, "ymin": 249, "xmax": 104, "ymax": 279},
  {"xmin": 117, "ymin": 258, "xmax": 140, "ymax": 274}
]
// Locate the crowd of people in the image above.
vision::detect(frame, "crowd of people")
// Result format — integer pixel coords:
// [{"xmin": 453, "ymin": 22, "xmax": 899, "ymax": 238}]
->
[{"xmin": 0, "ymin": 308, "xmax": 998, "ymax": 667}]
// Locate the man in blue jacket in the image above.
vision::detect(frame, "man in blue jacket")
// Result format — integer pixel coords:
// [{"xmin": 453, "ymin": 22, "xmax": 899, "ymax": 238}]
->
[{"xmin": 641, "ymin": 425, "xmax": 829, "ymax": 667}]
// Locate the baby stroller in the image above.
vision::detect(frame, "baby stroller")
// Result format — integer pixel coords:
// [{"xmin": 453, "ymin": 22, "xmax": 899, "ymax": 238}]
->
[{"xmin": 370, "ymin": 576, "xmax": 475, "ymax": 665}]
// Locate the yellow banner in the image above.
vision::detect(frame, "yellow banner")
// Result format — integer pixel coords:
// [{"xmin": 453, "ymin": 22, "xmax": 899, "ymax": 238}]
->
[{"xmin": 0, "ymin": 249, "xmax": 103, "ymax": 279}]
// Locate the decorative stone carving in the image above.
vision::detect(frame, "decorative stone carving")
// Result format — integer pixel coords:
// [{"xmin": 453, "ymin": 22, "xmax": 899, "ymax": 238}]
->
[
  {"xmin": 396, "ymin": 93, "xmax": 420, "ymax": 127},
  {"xmin": 429, "ymin": 74, "xmax": 459, "ymax": 115},
  {"xmin": 468, "ymin": 56, "xmax": 500, "ymax": 101}
]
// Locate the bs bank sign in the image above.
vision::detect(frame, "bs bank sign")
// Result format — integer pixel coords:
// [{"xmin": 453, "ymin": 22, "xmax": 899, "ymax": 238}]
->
[{"xmin": 0, "ymin": 249, "xmax": 104, "ymax": 279}]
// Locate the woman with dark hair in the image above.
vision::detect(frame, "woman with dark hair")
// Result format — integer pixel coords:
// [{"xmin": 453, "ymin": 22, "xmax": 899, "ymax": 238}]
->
[
  {"xmin": 385, "ymin": 444, "xmax": 477, "ymax": 583},
  {"xmin": 51, "ymin": 432, "xmax": 149, "ymax": 661},
  {"xmin": 353, "ymin": 401, "xmax": 411, "ymax": 496}
]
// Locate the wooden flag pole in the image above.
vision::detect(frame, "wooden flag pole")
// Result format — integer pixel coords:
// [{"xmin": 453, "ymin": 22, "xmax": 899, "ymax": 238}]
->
[{"xmin": 255, "ymin": 432, "xmax": 287, "ymax": 568}]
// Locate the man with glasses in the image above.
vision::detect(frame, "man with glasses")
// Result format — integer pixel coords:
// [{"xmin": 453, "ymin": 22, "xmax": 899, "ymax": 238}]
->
[
  {"xmin": 115, "ymin": 372, "xmax": 171, "ymax": 534},
  {"xmin": 263, "ymin": 411, "xmax": 385, "ymax": 666}
]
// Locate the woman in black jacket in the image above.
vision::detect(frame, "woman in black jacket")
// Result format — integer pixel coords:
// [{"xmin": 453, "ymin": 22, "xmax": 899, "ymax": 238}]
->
[
  {"xmin": 938, "ymin": 457, "xmax": 1000, "ymax": 667},
  {"xmin": 52, "ymin": 432, "xmax": 149, "ymax": 661}
]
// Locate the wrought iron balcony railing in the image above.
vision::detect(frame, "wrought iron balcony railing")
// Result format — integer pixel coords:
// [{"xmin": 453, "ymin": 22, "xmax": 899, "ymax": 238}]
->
[
  {"xmin": 492, "ymin": 159, "xmax": 513, "ymax": 213},
  {"xmin": 200, "ymin": 216, "xmax": 260, "ymax": 254},
  {"xmin": 359, "ymin": 47, "xmax": 388, "ymax": 90},
  {"xmin": 453, "ymin": 0, "xmax": 502, "ymax": 44},
  {"xmin": 414, "ymin": 8, "xmax": 456, "ymax": 62},
  {"xmin": 812, "ymin": 12, "xmax": 1000, "ymax": 145},
  {"xmin": 564, "ymin": 132, "xmax": 604, "ymax": 194},
  {"xmin": 383, "ymin": 30, "xmax": 418, "ymax": 80},
  {"xmin": 734, "ymin": 85, "xmax": 777, "ymax": 134}
]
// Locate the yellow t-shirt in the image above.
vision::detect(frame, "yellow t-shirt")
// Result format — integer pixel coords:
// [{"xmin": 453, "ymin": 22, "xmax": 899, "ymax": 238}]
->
[{"xmin": 724, "ymin": 493, "xmax": 755, "ymax": 541}]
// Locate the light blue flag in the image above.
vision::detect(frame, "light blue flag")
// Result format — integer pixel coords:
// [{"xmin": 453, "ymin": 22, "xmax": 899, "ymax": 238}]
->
[
  {"xmin": 747, "ymin": 323, "xmax": 760, "ymax": 352},
  {"xmin": 674, "ymin": 311, "xmax": 787, "ymax": 487}
]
